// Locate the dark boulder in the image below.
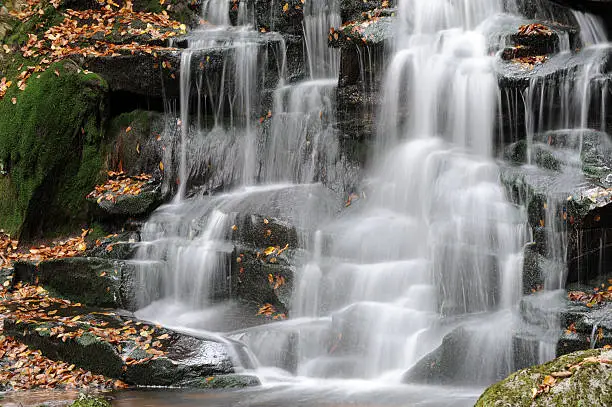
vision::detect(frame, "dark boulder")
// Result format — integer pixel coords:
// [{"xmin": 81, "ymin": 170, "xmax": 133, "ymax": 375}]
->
[
  {"xmin": 2, "ymin": 312, "xmax": 236, "ymax": 387},
  {"xmin": 231, "ymin": 245, "xmax": 294, "ymax": 316},
  {"xmin": 11, "ymin": 257, "xmax": 144, "ymax": 310}
]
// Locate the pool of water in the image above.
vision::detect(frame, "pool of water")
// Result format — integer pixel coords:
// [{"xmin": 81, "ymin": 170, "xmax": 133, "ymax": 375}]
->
[{"xmin": 1, "ymin": 381, "xmax": 481, "ymax": 407}]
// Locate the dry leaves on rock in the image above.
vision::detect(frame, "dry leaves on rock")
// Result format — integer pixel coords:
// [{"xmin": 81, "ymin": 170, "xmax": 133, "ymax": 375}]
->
[
  {"xmin": 0, "ymin": 231, "xmax": 89, "ymax": 269},
  {"xmin": 568, "ymin": 280, "xmax": 612, "ymax": 307},
  {"xmin": 87, "ymin": 171, "xmax": 153, "ymax": 203},
  {"xmin": 518, "ymin": 23, "xmax": 553, "ymax": 37}
]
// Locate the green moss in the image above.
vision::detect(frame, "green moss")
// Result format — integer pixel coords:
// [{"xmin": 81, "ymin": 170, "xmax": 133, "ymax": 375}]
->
[
  {"xmin": 70, "ymin": 394, "xmax": 111, "ymax": 407},
  {"xmin": 476, "ymin": 349, "xmax": 611, "ymax": 407},
  {"xmin": 0, "ymin": 60, "xmax": 109, "ymax": 239},
  {"xmin": 6, "ymin": 4, "xmax": 64, "ymax": 46}
]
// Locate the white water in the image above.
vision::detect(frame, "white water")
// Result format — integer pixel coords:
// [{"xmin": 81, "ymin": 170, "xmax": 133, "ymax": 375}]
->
[
  {"xmin": 133, "ymin": 0, "xmax": 611, "ymax": 402},
  {"xmin": 260, "ymin": 0, "xmax": 530, "ymax": 382}
]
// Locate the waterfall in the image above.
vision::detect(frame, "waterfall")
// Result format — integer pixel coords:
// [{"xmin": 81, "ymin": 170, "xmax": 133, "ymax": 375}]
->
[
  {"xmin": 573, "ymin": 10, "xmax": 608, "ymax": 46},
  {"xmin": 132, "ymin": 0, "xmax": 611, "ymax": 398}
]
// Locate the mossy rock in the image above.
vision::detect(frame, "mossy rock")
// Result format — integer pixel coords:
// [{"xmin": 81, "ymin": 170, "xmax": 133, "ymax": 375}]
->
[
  {"xmin": 5, "ymin": 3, "xmax": 64, "ymax": 46},
  {"xmin": 0, "ymin": 60, "xmax": 109, "ymax": 241},
  {"xmin": 476, "ymin": 348, "xmax": 612, "ymax": 407},
  {"xmin": 70, "ymin": 394, "xmax": 111, "ymax": 407}
]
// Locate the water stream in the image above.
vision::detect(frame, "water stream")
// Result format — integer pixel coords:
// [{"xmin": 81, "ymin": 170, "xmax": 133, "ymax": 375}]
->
[{"xmin": 126, "ymin": 0, "xmax": 611, "ymax": 405}]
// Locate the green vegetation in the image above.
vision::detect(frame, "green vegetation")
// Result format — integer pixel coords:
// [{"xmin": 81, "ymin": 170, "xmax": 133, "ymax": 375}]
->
[
  {"xmin": 70, "ymin": 394, "xmax": 112, "ymax": 407},
  {"xmin": 0, "ymin": 59, "xmax": 109, "ymax": 239}
]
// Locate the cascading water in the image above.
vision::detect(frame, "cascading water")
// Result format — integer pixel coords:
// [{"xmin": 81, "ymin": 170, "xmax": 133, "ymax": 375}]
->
[
  {"xmin": 259, "ymin": 0, "xmax": 530, "ymax": 382},
  {"xmin": 503, "ymin": 10, "xmax": 610, "ymax": 364},
  {"xmin": 130, "ymin": 0, "xmax": 611, "ymax": 404}
]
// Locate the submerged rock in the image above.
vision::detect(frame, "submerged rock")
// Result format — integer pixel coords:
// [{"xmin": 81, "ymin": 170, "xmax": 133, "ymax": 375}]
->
[
  {"xmin": 475, "ymin": 348, "xmax": 612, "ymax": 407},
  {"xmin": 189, "ymin": 373, "xmax": 261, "ymax": 389}
]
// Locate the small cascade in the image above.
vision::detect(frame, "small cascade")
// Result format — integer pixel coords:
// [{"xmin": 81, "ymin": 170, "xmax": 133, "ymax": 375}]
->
[
  {"xmin": 572, "ymin": 10, "xmax": 608, "ymax": 46},
  {"xmin": 303, "ymin": 0, "xmax": 340, "ymax": 79},
  {"xmin": 202, "ymin": 0, "xmax": 230, "ymax": 26},
  {"xmin": 503, "ymin": 12, "xmax": 611, "ymax": 364}
]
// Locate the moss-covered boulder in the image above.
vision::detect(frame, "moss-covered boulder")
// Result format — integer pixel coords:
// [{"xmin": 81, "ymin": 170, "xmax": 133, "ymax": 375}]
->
[
  {"xmin": 475, "ymin": 348, "xmax": 612, "ymax": 407},
  {"xmin": 0, "ymin": 60, "xmax": 109, "ymax": 241}
]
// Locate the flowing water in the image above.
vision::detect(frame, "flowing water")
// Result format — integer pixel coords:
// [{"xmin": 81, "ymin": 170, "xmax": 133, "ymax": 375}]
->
[{"xmin": 118, "ymin": 1, "xmax": 612, "ymax": 406}]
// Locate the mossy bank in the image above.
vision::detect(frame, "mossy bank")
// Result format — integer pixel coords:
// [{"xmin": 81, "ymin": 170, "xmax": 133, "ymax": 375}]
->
[{"xmin": 0, "ymin": 59, "xmax": 109, "ymax": 241}]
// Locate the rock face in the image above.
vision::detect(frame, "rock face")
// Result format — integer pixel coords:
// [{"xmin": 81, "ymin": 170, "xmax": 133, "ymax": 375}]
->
[{"xmin": 475, "ymin": 348, "xmax": 612, "ymax": 407}]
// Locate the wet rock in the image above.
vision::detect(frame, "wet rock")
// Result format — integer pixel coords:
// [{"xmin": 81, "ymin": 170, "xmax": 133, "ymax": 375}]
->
[
  {"xmin": 510, "ymin": 23, "xmax": 560, "ymax": 55},
  {"xmin": 12, "ymin": 257, "xmax": 142, "ymax": 310},
  {"xmin": 74, "ymin": 50, "xmax": 181, "ymax": 100},
  {"xmin": 475, "ymin": 348, "xmax": 612, "ymax": 407},
  {"xmin": 402, "ymin": 327, "xmax": 472, "ymax": 385},
  {"xmin": 232, "ymin": 214, "xmax": 298, "ymax": 248},
  {"xmin": 338, "ymin": 0, "xmax": 396, "ymax": 24},
  {"xmin": 231, "ymin": 245, "xmax": 294, "ymax": 315},
  {"xmin": 3, "ymin": 312, "xmax": 235, "ymax": 386},
  {"xmin": 189, "ymin": 373, "xmax": 261, "ymax": 389},
  {"xmin": 566, "ymin": 187, "xmax": 612, "ymax": 283},
  {"xmin": 550, "ymin": 0, "xmax": 612, "ymax": 17},
  {"xmin": 254, "ymin": 0, "xmax": 304, "ymax": 34},
  {"xmin": 85, "ymin": 231, "xmax": 140, "ymax": 261},
  {"xmin": 88, "ymin": 180, "xmax": 163, "ymax": 219},
  {"xmin": 522, "ymin": 244, "xmax": 546, "ymax": 293},
  {"xmin": 38, "ymin": 258, "xmax": 128, "ymax": 309},
  {"xmin": 501, "ymin": 136, "xmax": 612, "ymax": 286},
  {"xmin": 504, "ymin": 140, "xmax": 562, "ymax": 172},
  {"xmin": 519, "ymin": 290, "xmax": 566, "ymax": 330},
  {"xmin": 557, "ymin": 299, "xmax": 612, "ymax": 355},
  {"xmin": 329, "ymin": 16, "xmax": 394, "ymax": 49},
  {"xmin": 107, "ymin": 110, "xmax": 166, "ymax": 178},
  {"xmin": 337, "ymin": 44, "xmax": 386, "ymax": 140}
]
